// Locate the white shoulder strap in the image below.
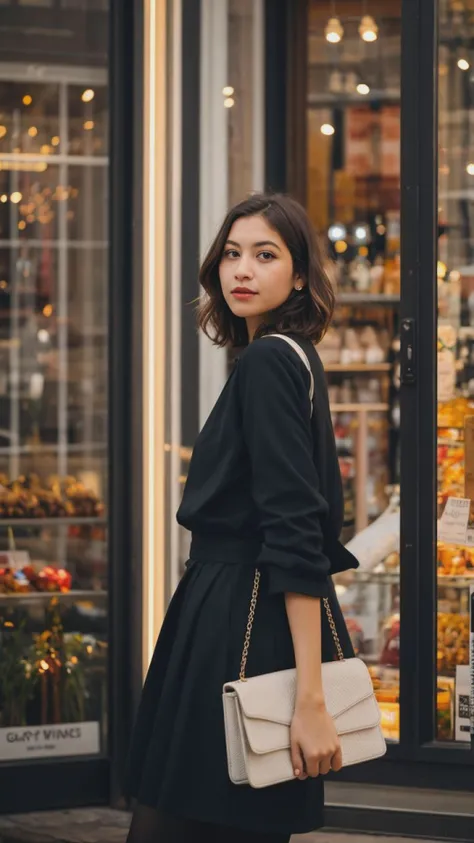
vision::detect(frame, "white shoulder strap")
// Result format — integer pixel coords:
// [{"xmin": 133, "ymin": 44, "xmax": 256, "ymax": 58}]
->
[{"xmin": 263, "ymin": 334, "xmax": 314, "ymax": 416}]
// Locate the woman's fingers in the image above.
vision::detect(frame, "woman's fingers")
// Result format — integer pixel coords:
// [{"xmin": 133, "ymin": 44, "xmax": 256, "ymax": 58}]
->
[
  {"xmin": 331, "ymin": 746, "xmax": 343, "ymax": 772},
  {"xmin": 319, "ymin": 758, "xmax": 332, "ymax": 776},
  {"xmin": 305, "ymin": 754, "xmax": 321, "ymax": 778},
  {"xmin": 291, "ymin": 741, "xmax": 307, "ymax": 780}
]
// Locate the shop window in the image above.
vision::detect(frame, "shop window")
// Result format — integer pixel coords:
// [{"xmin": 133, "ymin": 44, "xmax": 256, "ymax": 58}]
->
[
  {"xmin": 436, "ymin": 0, "xmax": 474, "ymax": 745},
  {"xmin": 307, "ymin": 1, "xmax": 402, "ymax": 742},
  {"xmin": 0, "ymin": 19, "xmax": 108, "ymax": 760}
]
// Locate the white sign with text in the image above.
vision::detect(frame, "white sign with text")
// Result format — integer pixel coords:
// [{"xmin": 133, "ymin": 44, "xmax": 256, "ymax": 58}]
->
[
  {"xmin": 0, "ymin": 721, "xmax": 100, "ymax": 760},
  {"xmin": 438, "ymin": 496, "xmax": 472, "ymax": 545}
]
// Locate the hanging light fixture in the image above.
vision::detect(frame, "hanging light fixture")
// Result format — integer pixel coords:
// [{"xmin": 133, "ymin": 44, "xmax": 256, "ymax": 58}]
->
[
  {"xmin": 359, "ymin": 2, "xmax": 378, "ymax": 42},
  {"xmin": 325, "ymin": 1, "xmax": 344, "ymax": 44},
  {"xmin": 359, "ymin": 14, "xmax": 378, "ymax": 41}
]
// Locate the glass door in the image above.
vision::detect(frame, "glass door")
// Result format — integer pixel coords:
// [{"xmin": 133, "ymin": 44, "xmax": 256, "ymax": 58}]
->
[
  {"xmin": 306, "ymin": 0, "xmax": 402, "ymax": 743},
  {"xmin": 436, "ymin": 0, "xmax": 474, "ymax": 747}
]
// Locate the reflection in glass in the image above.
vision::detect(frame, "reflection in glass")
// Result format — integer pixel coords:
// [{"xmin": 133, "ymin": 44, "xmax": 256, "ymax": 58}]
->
[
  {"xmin": 436, "ymin": 0, "xmax": 474, "ymax": 744},
  {"xmin": 307, "ymin": 0, "xmax": 401, "ymax": 742}
]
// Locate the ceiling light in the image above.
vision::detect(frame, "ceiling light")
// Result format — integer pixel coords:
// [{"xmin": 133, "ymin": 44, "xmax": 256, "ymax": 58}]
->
[
  {"xmin": 51, "ymin": 136, "xmax": 60, "ymax": 147},
  {"xmin": 325, "ymin": 17, "xmax": 344, "ymax": 44},
  {"xmin": 328, "ymin": 223, "xmax": 347, "ymax": 242},
  {"xmin": 23, "ymin": 94, "xmax": 32, "ymax": 106},
  {"xmin": 224, "ymin": 98, "xmax": 235, "ymax": 108},
  {"xmin": 28, "ymin": 126, "xmax": 38, "ymax": 137},
  {"xmin": 10, "ymin": 192, "xmax": 22, "ymax": 204},
  {"xmin": 321, "ymin": 123, "xmax": 335, "ymax": 136},
  {"xmin": 466, "ymin": 163, "xmax": 474, "ymax": 175},
  {"xmin": 359, "ymin": 14, "xmax": 378, "ymax": 42},
  {"xmin": 83, "ymin": 120, "xmax": 94, "ymax": 130},
  {"xmin": 335, "ymin": 240, "xmax": 348, "ymax": 254},
  {"xmin": 458, "ymin": 58, "xmax": 470, "ymax": 71},
  {"xmin": 357, "ymin": 83, "xmax": 370, "ymax": 95},
  {"xmin": 222, "ymin": 86, "xmax": 234, "ymax": 96},
  {"xmin": 81, "ymin": 89, "xmax": 95, "ymax": 102},
  {"xmin": 355, "ymin": 224, "xmax": 370, "ymax": 242}
]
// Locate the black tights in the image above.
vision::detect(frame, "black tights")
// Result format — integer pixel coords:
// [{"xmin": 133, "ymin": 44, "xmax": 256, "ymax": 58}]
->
[{"xmin": 126, "ymin": 803, "xmax": 290, "ymax": 843}]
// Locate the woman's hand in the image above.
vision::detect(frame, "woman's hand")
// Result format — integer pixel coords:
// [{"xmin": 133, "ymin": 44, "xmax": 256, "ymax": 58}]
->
[{"xmin": 290, "ymin": 699, "xmax": 342, "ymax": 781}]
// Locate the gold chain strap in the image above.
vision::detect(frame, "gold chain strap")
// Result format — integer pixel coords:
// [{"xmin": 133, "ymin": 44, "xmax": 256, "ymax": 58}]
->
[
  {"xmin": 239, "ymin": 568, "xmax": 344, "ymax": 681},
  {"xmin": 239, "ymin": 569, "xmax": 261, "ymax": 681}
]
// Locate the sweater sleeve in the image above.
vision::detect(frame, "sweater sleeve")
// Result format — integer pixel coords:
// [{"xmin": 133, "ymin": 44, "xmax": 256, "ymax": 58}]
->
[{"xmin": 238, "ymin": 338, "xmax": 331, "ymax": 598}]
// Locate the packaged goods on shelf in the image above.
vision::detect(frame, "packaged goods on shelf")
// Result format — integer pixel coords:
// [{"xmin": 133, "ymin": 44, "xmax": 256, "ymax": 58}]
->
[
  {"xmin": 437, "ymin": 613, "xmax": 469, "ymax": 675},
  {"xmin": 0, "ymin": 473, "xmax": 104, "ymax": 519},
  {"xmin": 0, "ymin": 562, "xmax": 72, "ymax": 594}
]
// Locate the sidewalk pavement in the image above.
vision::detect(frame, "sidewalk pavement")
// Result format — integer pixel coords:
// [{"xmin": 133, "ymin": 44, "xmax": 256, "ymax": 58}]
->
[{"xmin": 0, "ymin": 808, "xmax": 443, "ymax": 843}]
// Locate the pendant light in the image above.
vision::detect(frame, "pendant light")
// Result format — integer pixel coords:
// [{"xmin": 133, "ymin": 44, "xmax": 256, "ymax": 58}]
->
[
  {"xmin": 359, "ymin": 1, "xmax": 378, "ymax": 42},
  {"xmin": 325, "ymin": 1, "xmax": 344, "ymax": 44}
]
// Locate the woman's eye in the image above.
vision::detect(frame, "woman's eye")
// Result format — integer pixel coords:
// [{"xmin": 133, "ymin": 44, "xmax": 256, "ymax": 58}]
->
[
  {"xmin": 258, "ymin": 251, "xmax": 275, "ymax": 261},
  {"xmin": 224, "ymin": 249, "xmax": 239, "ymax": 259}
]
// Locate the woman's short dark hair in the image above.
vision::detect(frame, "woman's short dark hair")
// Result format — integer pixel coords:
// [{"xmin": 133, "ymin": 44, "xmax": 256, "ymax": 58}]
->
[{"xmin": 198, "ymin": 192, "xmax": 335, "ymax": 348}]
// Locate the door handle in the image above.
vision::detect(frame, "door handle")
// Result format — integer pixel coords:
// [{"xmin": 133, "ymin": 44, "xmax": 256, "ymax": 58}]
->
[{"xmin": 400, "ymin": 318, "xmax": 416, "ymax": 384}]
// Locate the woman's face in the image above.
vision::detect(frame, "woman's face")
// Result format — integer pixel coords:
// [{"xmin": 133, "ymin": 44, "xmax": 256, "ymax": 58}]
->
[{"xmin": 219, "ymin": 215, "xmax": 301, "ymax": 335}]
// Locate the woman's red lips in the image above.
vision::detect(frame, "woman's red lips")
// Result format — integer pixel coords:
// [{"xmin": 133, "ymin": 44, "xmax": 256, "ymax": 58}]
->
[{"xmin": 231, "ymin": 286, "xmax": 257, "ymax": 295}]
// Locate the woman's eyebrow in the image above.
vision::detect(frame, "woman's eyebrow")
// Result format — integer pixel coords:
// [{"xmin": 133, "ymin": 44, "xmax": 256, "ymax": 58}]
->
[
  {"xmin": 225, "ymin": 239, "xmax": 282, "ymax": 252},
  {"xmin": 254, "ymin": 240, "xmax": 282, "ymax": 251}
]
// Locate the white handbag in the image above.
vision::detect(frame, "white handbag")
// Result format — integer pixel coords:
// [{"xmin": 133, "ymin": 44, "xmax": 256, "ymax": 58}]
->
[{"xmin": 222, "ymin": 335, "xmax": 386, "ymax": 789}]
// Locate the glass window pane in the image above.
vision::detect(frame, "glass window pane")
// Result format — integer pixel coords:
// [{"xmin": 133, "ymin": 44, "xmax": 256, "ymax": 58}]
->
[
  {"xmin": 307, "ymin": 0, "xmax": 402, "ymax": 743},
  {"xmin": 0, "ymin": 82, "xmax": 60, "ymax": 156},
  {"xmin": 436, "ymin": 0, "xmax": 473, "ymax": 744},
  {"xmin": 0, "ymin": 20, "xmax": 109, "ymax": 755}
]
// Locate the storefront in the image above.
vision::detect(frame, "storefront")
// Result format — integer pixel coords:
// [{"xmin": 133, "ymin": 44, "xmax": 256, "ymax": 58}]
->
[
  {"xmin": 0, "ymin": 0, "xmax": 177, "ymax": 814},
  {"xmin": 173, "ymin": 0, "xmax": 474, "ymax": 838},
  {"xmin": 3, "ymin": 0, "xmax": 474, "ymax": 835}
]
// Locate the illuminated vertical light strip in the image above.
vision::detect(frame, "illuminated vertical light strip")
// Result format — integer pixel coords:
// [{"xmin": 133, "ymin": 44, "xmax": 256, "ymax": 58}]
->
[
  {"xmin": 142, "ymin": 0, "xmax": 167, "ymax": 675},
  {"xmin": 199, "ymin": 0, "xmax": 228, "ymax": 429},
  {"xmin": 169, "ymin": 0, "xmax": 183, "ymax": 597},
  {"xmin": 252, "ymin": 0, "xmax": 265, "ymax": 192}
]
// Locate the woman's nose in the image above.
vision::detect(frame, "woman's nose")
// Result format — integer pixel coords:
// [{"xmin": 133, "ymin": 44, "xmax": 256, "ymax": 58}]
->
[{"xmin": 235, "ymin": 256, "xmax": 253, "ymax": 280}]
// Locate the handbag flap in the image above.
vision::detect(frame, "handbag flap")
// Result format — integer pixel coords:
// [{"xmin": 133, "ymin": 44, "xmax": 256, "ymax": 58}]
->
[
  {"xmin": 224, "ymin": 657, "xmax": 375, "ymax": 726},
  {"xmin": 241, "ymin": 694, "xmax": 381, "ymax": 755}
]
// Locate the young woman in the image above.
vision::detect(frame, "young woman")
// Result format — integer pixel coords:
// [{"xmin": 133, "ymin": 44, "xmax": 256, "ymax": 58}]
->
[{"xmin": 125, "ymin": 193, "xmax": 359, "ymax": 843}]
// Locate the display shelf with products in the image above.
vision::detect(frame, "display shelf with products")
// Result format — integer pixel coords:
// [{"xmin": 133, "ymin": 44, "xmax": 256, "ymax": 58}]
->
[
  {"xmin": 0, "ymin": 62, "xmax": 110, "ymax": 772},
  {"xmin": 0, "ymin": 517, "xmax": 107, "ymax": 526}
]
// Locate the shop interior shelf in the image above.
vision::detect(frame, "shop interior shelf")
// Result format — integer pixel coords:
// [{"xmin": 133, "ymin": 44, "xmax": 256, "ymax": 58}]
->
[
  {"xmin": 307, "ymin": 92, "xmax": 400, "ymax": 107},
  {"xmin": 0, "ymin": 589, "xmax": 107, "ymax": 602},
  {"xmin": 338, "ymin": 293, "xmax": 400, "ymax": 305},
  {"xmin": 325, "ymin": 362, "xmax": 392, "ymax": 373},
  {"xmin": 0, "ymin": 517, "xmax": 108, "ymax": 527},
  {"xmin": 330, "ymin": 402, "xmax": 390, "ymax": 413},
  {"xmin": 352, "ymin": 570, "xmax": 474, "ymax": 589}
]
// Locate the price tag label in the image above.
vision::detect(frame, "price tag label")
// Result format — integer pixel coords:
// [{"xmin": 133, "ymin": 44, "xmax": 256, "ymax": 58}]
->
[{"xmin": 438, "ymin": 497, "xmax": 471, "ymax": 544}]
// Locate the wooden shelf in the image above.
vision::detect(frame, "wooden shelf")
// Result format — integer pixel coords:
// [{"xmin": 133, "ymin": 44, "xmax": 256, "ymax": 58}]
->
[
  {"xmin": 0, "ymin": 517, "xmax": 107, "ymax": 527},
  {"xmin": 0, "ymin": 589, "xmax": 107, "ymax": 602},
  {"xmin": 325, "ymin": 362, "xmax": 391, "ymax": 373},
  {"xmin": 338, "ymin": 293, "xmax": 400, "ymax": 305},
  {"xmin": 330, "ymin": 403, "xmax": 389, "ymax": 413}
]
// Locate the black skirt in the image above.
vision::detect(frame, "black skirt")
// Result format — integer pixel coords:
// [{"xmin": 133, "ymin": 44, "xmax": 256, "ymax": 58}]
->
[{"xmin": 124, "ymin": 536, "xmax": 354, "ymax": 836}]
